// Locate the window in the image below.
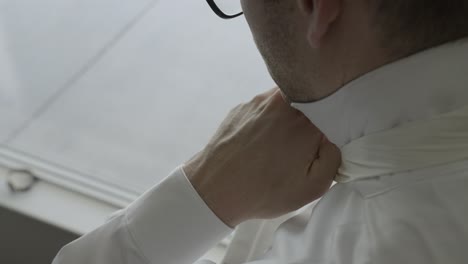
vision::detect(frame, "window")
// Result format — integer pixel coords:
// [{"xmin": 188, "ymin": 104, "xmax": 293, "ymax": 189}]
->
[{"xmin": 0, "ymin": 0, "xmax": 273, "ymax": 207}]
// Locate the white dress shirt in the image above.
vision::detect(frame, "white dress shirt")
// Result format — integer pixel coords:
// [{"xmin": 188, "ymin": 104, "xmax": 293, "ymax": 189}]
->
[{"xmin": 53, "ymin": 38, "xmax": 468, "ymax": 264}]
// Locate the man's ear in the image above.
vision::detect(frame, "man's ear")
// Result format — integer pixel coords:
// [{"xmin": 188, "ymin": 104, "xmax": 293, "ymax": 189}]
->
[{"xmin": 298, "ymin": 0, "xmax": 342, "ymax": 48}]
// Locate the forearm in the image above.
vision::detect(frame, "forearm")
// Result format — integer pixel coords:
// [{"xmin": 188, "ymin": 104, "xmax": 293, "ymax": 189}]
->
[{"xmin": 53, "ymin": 166, "xmax": 232, "ymax": 264}]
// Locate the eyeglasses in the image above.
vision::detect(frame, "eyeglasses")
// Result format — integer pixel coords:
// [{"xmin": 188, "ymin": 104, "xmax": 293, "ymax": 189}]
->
[{"xmin": 206, "ymin": 0, "xmax": 243, "ymax": 19}]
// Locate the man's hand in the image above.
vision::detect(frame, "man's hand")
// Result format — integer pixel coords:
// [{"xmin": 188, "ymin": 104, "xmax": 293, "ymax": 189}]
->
[{"xmin": 184, "ymin": 88, "xmax": 341, "ymax": 227}]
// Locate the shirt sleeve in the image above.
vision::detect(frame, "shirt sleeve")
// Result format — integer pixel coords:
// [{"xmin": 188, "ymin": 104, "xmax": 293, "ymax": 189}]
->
[{"xmin": 52, "ymin": 166, "xmax": 233, "ymax": 264}]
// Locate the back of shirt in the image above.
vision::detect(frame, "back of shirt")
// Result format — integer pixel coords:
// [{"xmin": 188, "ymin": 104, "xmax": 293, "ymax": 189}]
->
[{"xmin": 248, "ymin": 159, "xmax": 468, "ymax": 264}]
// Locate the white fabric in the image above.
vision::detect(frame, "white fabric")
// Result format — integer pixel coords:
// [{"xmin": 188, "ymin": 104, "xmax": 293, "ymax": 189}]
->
[
  {"xmin": 336, "ymin": 104, "xmax": 468, "ymax": 182},
  {"xmin": 222, "ymin": 204, "xmax": 317, "ymax": 263},
  {"xmin": 53, "ymin": 167, "xmax": 232, "ymax": 264},
  {"xmin": 54, "ymin": 39, "xmax": 468, "ymax": 264}
]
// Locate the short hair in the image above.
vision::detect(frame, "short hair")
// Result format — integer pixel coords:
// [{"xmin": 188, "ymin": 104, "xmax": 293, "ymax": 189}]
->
[{"xmin": 369, "ymin": 0, "xmax": 468, "ymax": 57}]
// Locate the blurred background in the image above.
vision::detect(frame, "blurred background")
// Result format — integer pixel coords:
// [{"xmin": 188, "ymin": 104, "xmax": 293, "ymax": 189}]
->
[{"xmin": 0, "ymin": 0, "xmax": 274, "ymax": 262}]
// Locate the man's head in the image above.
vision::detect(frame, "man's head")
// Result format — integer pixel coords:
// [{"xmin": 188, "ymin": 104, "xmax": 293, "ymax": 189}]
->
[{"xmin": 240, "ymin": 0, "xmax": 468, "ymax": 102}]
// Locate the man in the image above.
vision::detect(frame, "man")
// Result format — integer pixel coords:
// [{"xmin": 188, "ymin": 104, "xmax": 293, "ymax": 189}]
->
[{"xmin": 54, "ymin": 0, "xmax": 468, "ymax": 263}]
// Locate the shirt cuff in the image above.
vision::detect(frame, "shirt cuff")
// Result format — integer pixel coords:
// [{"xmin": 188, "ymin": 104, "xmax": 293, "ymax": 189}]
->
[{"xmin": 125, "ymin": 166, "xmax": 233, "ymax": 263}]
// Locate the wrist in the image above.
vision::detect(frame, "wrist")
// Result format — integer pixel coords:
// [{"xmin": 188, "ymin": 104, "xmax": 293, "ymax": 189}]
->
[{"xmin": 183, "ymin": 152, "xmax": 244, "ymax": 228}]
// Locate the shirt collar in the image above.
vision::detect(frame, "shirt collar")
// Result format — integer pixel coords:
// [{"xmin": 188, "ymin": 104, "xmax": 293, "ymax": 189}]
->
[{"xmin": 291, "ymin": 38, "xmax": 468, "ymax": 148}]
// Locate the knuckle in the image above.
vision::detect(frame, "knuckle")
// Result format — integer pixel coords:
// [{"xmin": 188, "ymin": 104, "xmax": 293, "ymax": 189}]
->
[
  {"xmin": 327, "ymin": 143, "xmax": 342, "ymax": 159},
  {"xmin": 229, "ymin": 104, "xmax": 243, "ymax": 114},
  {"xmin": 263, "ymin": 87, "xmax": 280, "ymax": 97},
  {"xmin": 322, "ymin": 147, "xmax": 342, "ymax": 168},
  {"xmin": 252, "ymin": 93, "xmax": 267, "ymax": 103},
  {"xmin": 264, "ymin": 95, "xmax": 288, "ymax": 113},
  {"xmin": 270, "ymin": 90, "xmax": 287, "ymax": 105}
]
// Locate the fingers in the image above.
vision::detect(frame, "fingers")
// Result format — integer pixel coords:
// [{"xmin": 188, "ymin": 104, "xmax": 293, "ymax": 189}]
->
[
  {"xmin": 264, "ymin": 87, "xmax": 280, "ymax": 96},
  {"xmin": 251, "ymin": 88, "xmax": 279, "ymax": 107},
  {"xmin": 263, "ymin": 89, "xmax": 296, "ymax": 114},
  {"xmin": 307, "ymin": 136, "xmax": 342, "ymax": 193},
  {"xmin": 267, "ymin": 88, "xmax": 289, "ymax": 104},
  {"xmin": 279, "ymin": 90, "xmax": 291, "ymax": 104},
  {"xmin": 252, "ymin": 88, "xmax": 292, "ymax": 109}
]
